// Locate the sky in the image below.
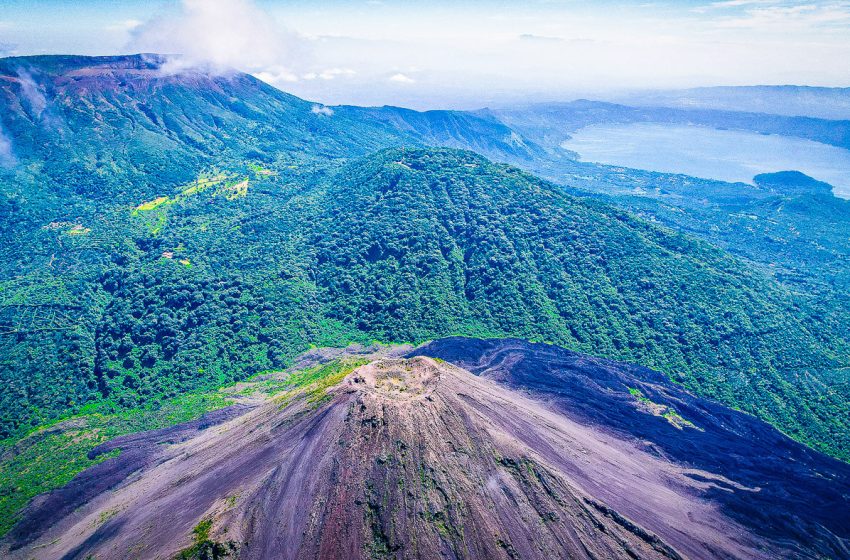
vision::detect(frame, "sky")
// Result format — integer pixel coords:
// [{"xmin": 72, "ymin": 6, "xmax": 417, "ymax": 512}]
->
[{"xmin": 1, "ymin": 0, "xmax": 849, "ymax": 108}]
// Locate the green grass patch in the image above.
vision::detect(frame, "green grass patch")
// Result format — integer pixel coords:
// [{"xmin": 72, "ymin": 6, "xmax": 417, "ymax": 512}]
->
[
  {"xmin": 65, "ymin": 225, "xmax": 91, "ymax": 235},
  {"xmin": 134, "ymin": 196, "xmax": 171, "ymax": 212},
  {"xmin": 283, "ymin": 358, "xmax": 369, "ymax": 405},
  {"xmin": 131, "ymin": 172, "xmax": 248, "ymax": 235},
  {"xmin": 0, "ymin": 390, "xmax": 232, "ymax": 537},
  {"xmin": 180, "ymin": 173, "xmax": 228, "ymax": 196},
  {"xmin": 174, "ymin": 518, "xmax": 236, "ymax": 560},
  {"xmin": 663, "ymin": 410, "xmax": 697, "ymax": 429},
  {"xmin": 627, "ymin": 386, "xmax": 653, "ymax": 404},
  {"xmin": 247, "ymin": 162, "xmax": 273, "ymax": 176},
  {"xmin": 221, "ymin": 179, "xmax": 249, "ymax": 200},
  {"xmin": 627, "ymin": 386, "xmax": 698, "ymax": 430}
]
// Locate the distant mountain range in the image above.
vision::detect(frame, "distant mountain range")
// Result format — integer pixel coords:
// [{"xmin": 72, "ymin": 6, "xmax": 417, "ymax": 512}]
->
[
  {"xmin": 493, "ymin": 99, "xmax": 850, "ymax": 154},
  {"xmin": 610, "ymin": 85, "xmax": 850, "ymax": 120}
]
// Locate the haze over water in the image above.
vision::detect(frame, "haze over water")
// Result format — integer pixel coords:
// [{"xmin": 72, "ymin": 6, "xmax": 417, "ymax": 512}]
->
[{"xmin": 561, "ymin": 123, "xmax": 850, "ymax": 198}]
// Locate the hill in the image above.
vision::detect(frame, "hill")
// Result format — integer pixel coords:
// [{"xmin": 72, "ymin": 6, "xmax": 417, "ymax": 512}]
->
[
  {"xmin": 0, "ymin": 54, "xmax": 540, "ymax": 206},
  {"xmin": 1, "ymin": 143, "xmax": 847, "ymax": 461},
  {"xmin": 0, "ymin": 54, "xmax": 847, "ymax": 463},
  {"xmin": 5, "ymin": 340, "xmax": 848, "ymax": 559}
]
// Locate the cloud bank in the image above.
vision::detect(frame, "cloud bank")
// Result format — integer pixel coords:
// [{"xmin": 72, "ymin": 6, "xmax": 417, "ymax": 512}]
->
[
  {"xmin": 128, "ymin": 0, "xmax": 303, "ymax": 76},
  {"xmin": 62, "ymin": 0, "xmax": 844, "ymax": 108}
]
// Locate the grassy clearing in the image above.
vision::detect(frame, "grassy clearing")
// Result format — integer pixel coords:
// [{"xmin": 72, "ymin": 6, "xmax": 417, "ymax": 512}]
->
[
  {"xmin": 248, "ymin": 162, "xmax": 274, "ymax": 176},
  {"xmin": 180, "ymin": 173, "xmax": 228, "ymax": 196},
  {"xmin": 0, "ymin": 390, "xmax": 232, "ymax": 537},
  {"xmin": 131, "ymin": 172, "xmax": 248, "ymax": 234},
  {"xmin": 134, "ymin": 196, "xmax": 171, "ymax": 212},
  {"xmin": 269, "ymin": 358, "xmax": 369, "ymax": 409},
  {"xmin": 284, "ymin": 358, "xmax": 369, "ymax": 404},
  {"xmin": 66, "ymin": 225, "xmax": 91, "ymax": 235},
  {"xmin": 0, "ymin": 358, "xmax": 368, "ymax": 538},
  {"xmin": 221, "ymin": 179, "xmax": 248, "ymax": 200}
]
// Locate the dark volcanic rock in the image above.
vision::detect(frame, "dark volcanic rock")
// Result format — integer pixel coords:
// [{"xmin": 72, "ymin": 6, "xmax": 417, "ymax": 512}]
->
[
  {"xmin": 411, "ymin": 337, "xmax": 850, "ymax": 559},
  {"xmin": 5, "ymin": 345, "xmax": 848, "ymax": 559},
  {"xmin": 6, "ymin": 403, "xmax": 256, "ymax": 550}
]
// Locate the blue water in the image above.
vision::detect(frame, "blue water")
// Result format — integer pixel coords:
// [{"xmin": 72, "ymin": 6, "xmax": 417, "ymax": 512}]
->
[{"xmin": 561, "ymin": 123, "xmax": 850, "ymax": 198}]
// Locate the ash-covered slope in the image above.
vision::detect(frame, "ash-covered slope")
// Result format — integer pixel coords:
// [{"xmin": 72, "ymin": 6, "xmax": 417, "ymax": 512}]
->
[
  {"xmin": 6, "ymin": 348, "xmax": 848, "ymax": 560},
  {"xmin": 413, "ymin": 337, "xmax": 850, "ymax": 559}
]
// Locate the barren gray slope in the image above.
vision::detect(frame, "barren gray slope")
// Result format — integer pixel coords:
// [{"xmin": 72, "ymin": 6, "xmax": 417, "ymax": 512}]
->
[{"xmin": 8, "ymin": 357, "xmax": 784, "ymax": 560}]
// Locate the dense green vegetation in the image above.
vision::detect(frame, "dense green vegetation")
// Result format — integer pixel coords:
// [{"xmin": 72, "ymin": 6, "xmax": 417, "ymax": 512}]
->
[
  {"xmin": 308, "ymin": 150, "xmax": 849, "ymax": 458},
  {"xmin": 2, "ymin": 144, "xmax": 847, "ymax": 461},
  {"xmin": 0, "ymin": 53, "xmax": 847, "ymax": 485},
  {"xmin": 536, "ymin": 162, "xmax": 850, "ymax": 438}
]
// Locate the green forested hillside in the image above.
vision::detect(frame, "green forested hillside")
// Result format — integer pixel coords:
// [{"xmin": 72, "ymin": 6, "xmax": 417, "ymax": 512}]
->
[
  {"xmin": 2, "ymin": 144, "xmax": 848, "ymax": 459},
  {"xmin": 0, "ymin": 54, "xmax": 541, "ymax": 208},
  {"xmin": 0, "ymin": 55, "xmax": 847, "ymax": 462},
  {"xmin": 308, "ymin": 150, "xmax": 849, "ymax": 458}
]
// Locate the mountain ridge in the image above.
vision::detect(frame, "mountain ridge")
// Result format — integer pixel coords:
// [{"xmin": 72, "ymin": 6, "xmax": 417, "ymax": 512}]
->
[{"xmin": 0, "ymin": 54, "xmax": 847, "ymax": 463}]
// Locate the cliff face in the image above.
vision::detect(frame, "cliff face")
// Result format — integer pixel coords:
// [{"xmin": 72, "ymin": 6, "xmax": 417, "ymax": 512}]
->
[{"xmin": 11, "ymin": 348, "xmax": 840, "ymax": 560}]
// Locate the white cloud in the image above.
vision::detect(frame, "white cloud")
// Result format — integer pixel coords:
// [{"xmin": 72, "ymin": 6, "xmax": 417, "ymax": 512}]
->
[
  {"xmin": 0, "ymin": 124, "xmax": 15, "ymax": 168},
  {"xmin": 101, "ymin": 0, "xmax": 850, "ymax": 108},
  {"xmin": 254, "ymin": 67, "xmax": 299, "ymax": 84},
  {"xmin": 389, "ymin": 73, "xmax": 415, "ymax": 84},
  {"xmin": 693, "ymin": 0, "xmax": 776, "ymax": 12},
  {"xmin": 105, "ymin": 19, "xmax": 143, "ymax": 33},
  {"xmin": 303, "ymin": 67, "xmax": 356, "ymax": 80},
  {"xmin": 311, "ymin": 104, "xmax": 334, "ymax": 116},
  {"xmin": 518, "ymin": 33, "xmax": 564, "ymax": 42},
  {"xmin": 128, "ymin": 0, "xmax": 303, "ymax": 76},
  {"xmin": 16, "ymin": 69, "xmax": 47, "ymax": 119},
  {"xmin": 709, "ymin": 1, "xmax": 850, "ymax": 29}
]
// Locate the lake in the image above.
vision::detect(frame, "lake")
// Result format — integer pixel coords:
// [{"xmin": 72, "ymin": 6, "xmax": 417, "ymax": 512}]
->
[{"xmin": 560, "ymin": 123, "xmax": 850, "ymax": 198}]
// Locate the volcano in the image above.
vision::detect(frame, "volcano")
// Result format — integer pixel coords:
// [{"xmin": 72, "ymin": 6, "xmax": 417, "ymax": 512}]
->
[{"xmin": 6, "ymin": 339, "xmax": 848, "ymax": 559}]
